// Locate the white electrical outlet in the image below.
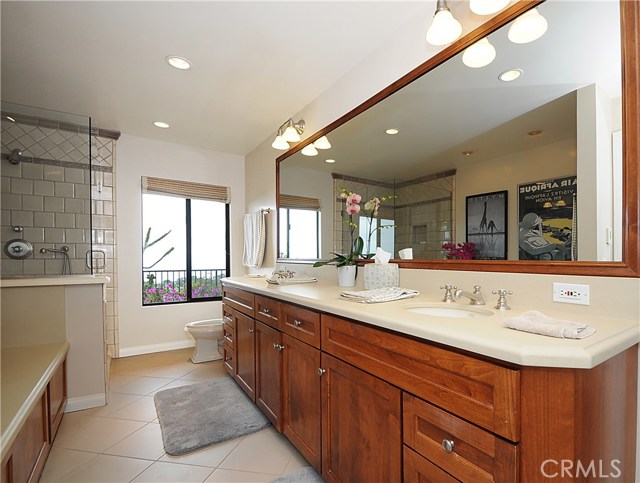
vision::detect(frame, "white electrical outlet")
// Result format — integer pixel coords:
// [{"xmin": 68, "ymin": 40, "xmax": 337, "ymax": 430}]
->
[{"xmin": 552, "ymin": 283, "xmax": 590, "ymax": 305}]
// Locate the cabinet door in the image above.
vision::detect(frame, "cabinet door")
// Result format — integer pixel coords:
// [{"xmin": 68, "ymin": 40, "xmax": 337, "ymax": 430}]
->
[
  {"xmin": 48, "ymin": 359, "xmax": 66, "ymax": 441},
  {"xmin": 282, "ymin": 334, "xmax": 321, "ymax": 471},
  {"xmin": 234, "ymin": 311, "xmax": 256, "ymax": 400},
  {"xmin": 321, "ymin": 353, "xmax": 402, "ymax": 483},
  {"xmin": 255, "ymin": 321, "xmax": 283, "ymax": 431},
  {"xmin": 11, "ymin": 393, "xmax": 49, "ymax": 483}
]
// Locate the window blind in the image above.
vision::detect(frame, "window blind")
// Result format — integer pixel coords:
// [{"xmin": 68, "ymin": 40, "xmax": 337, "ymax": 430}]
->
[
  {"xmin": 279, "ymin": 194, "xmax": 321, "ymax": 210},
  {"xmin": 141, "ymin": 176, "xmax": 230, "ymax": 203}
]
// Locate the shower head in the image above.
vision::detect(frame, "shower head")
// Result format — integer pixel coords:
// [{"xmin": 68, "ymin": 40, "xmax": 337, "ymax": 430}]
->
[{"xmin": 7, "ymin": 149, "xmax": 22, "ymax": 165}]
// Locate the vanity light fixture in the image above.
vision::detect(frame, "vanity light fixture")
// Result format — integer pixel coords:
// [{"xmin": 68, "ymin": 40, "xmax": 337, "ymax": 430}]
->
[
  {"xmin": 272, "ymin": 118, "xmax": 305, "ymax": 150},
  {"xmin": 301, "ymin": 143, "xmax": 319, "ymax": 156},
  {"xmin": 325, "ymin": 159, "xmax": 336, "ymax": 164},
  {"xmin": 313, "ymin": 136, "xmax": 331, "ymax": 150},
  {"xmin": 469, "ymin": 0, "xmax": 509, "ymax": 16},
  {"xmin": 385, "ymin": 128, "xmax": 399, "ymax": 135},
  {"xmin": 166, "ymin": 56, "xmax": 192, "ymax": 70},
  {"xmin": 462, "ymin": 37, "xmax": 496, "ymax": 68},
  {"xmin": 507, "ymin": 7, "xmax": 548, "ymax": 44},
  {"xmin": 426, "ymin": 0, "xmax": 462, "ymax": 46},
  {"xmin": 498, "ymin": 68, "xmax": 523, "ymax": 82},
  {"xmin": 153, "ymin": 121, "xmax": 170, "ymax": 128}
]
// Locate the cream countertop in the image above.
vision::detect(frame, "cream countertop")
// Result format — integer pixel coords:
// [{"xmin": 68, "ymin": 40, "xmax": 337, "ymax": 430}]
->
[
  {"xmin": 1, "ymin": 342, "xmax": 69, "ymax": 461},
  {"xmin": 222, "ymin": 277, "xmax": 640, "ymax": 370},
  {"xmin": 0, "ymin": 275, "xmax": 110, "ymax": 288}
]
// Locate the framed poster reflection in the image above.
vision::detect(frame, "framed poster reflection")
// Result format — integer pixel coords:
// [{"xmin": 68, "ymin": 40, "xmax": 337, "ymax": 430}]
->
[{"xmin": 466, "ymin": 190, "xmax": 508, "ymax": 260}]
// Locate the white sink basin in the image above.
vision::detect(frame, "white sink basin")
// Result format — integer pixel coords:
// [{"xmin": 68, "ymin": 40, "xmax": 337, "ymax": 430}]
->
[{"xmin": 404, "ymin": 304, "xmax": 493, "ymax": 318}]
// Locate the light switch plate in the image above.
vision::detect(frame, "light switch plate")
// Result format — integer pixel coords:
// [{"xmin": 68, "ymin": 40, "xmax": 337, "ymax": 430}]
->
[{"xmin": 553, "ymin": 283, "xmax": 590, "ymax": 305}]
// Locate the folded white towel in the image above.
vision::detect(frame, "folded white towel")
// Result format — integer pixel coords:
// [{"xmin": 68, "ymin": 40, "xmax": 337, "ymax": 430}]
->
[
  {"xmin": 266, "ymin": 276, "xmax": 318, "ymax": 285},
  {"xmin": 340, "ymin": 287, "xmax": 419, "ymax": 304},
  {"xmin": 504, "ymin": 310, "xmax": 596, "ymax": 339}
]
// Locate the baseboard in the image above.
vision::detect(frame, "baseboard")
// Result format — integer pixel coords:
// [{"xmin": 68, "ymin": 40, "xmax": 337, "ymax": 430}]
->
[
  {"xmin": 65, "ymin": 393, "xmax": 107, "ymax": 413},
  {"xmin": 119, "ymin": 340, "xmax": 195, "ymax": 358}
]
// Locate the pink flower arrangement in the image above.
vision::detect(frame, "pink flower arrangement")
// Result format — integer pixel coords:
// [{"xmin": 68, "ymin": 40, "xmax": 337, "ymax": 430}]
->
[{"xmin": 442, "ymin": 242, "xmax": 477, "ymax": 260}]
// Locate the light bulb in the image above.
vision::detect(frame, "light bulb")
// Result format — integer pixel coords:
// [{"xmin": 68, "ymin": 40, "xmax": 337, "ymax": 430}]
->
[
  {"xmin": 301, "ymin": 144, "xmax": 318, "ymax": 156},
  {"xmin": 462, "ymin": 38, "xmax": 496, "ymax": 68},
  {"xmin": 426, "ymin": 9, "xmax": 462, "ymax": 46},
  {"xmin": 166, "ymin": 56, "xmax": 192, "ymax": 70},
  {"xmin": 508, "ymin": 8, "xmax": 548, "ymax": 44},
  {"xmin": 498, "ymin": 68, "xmax": 523, "ymax": 82},
  {"xmin": 313, "ymin": 136, "xmax": 331, "ymax": 150},
  {"xmin": 282, "ymin": 125, "xmax": 301, "ymax": 143},
  {"xmin": 272, "ymin": 136, "xmax": 289, "ymax": 150},
  {"xmin": 469, "ymin": 0, "xmax": 509, "ymax": 15}
]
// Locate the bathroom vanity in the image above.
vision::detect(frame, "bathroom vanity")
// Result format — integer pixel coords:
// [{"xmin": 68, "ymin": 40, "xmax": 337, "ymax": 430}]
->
[{"xmin": 221, "ymin": 278, "xmax": 638, "ymax": 482}]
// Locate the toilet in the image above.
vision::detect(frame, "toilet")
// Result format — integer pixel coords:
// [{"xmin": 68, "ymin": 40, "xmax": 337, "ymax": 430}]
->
[{"xmin": 184, "ymin": 319, "xmax": 224, "ymax": 363}]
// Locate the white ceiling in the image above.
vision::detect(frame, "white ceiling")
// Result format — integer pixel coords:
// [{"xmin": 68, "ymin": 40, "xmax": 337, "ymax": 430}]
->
[{"xmin": 0, "ymin": 1, "xmax": 428, "ymax": 155}]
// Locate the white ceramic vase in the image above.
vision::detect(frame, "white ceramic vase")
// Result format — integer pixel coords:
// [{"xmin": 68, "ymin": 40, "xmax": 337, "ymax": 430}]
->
[{"xmin": 337, "ymin": 265, "xmax": 357, "ymax": 287}]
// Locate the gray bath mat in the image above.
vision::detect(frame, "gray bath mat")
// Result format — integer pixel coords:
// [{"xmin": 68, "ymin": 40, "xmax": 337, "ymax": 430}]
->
[
  {"xmin": 270, "ymin": 467, "xmax": 324, "ymax": 482},
  {"xmin": 154, "ymin": 376, "xmax": 270, "ymax": 455}
]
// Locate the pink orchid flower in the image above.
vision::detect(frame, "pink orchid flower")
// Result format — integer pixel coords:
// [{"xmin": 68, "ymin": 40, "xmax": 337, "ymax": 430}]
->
[
  {"xmin": 346, "ymin": 203, "xmax": 361, "ymax": 214},
  {"xmin": 346, "ymin": 193, "xmax": 361, "ymax": 204}
]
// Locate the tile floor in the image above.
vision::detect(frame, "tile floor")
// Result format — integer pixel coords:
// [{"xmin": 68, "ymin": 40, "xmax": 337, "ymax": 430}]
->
[{"xmin": 41, "ymin": 348, "xmax": 309, "ymax": 482}]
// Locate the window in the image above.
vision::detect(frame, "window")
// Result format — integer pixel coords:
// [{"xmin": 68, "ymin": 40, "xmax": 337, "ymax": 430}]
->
[
  {"xmin": 359, "ymin": 216, "xmax": 395, "ymax": 255},
  {"xmin": 279, "ymin": 194, "xmax": 321, "ymax": 259},
  {"xmin": 141, "ymin": 177, "xmax": 230, "ymax": 305}
]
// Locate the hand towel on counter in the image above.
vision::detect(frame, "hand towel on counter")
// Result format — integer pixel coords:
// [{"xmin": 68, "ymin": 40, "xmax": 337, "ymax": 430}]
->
[
  {"xmin": 242, "ymin": 210, "xmax": 267, "ymax": 268},
  {"xmin": 503, "ymin": 310, "xmax": 597, "ymax": 339},
  {"xmin": 340, "ymin": 287, "xmax": 419, "ymax": 304}
]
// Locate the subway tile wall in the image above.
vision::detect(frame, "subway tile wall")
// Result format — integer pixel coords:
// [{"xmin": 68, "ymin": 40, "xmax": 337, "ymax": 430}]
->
[{"xmin": 1, "ymin": 118, "xmax": 120, "ymax": 358}]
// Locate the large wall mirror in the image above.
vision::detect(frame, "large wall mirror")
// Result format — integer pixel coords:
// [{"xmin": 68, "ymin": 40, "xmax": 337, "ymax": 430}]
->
[{"xmin": 277, "ymin": 0, "xmax": 639, "ymax": 277}]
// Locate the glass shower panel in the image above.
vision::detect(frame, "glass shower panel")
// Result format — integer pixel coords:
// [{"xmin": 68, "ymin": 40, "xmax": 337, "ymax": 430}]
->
[{"xmin": 0, "ymin": 102, "xmax": 93, "ymax": 276}]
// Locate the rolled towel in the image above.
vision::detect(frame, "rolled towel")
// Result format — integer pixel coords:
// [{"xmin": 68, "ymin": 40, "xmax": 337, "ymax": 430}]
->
[{"xmin": 504, "ymin": 310, "xmax": 596, "ymax": 339}]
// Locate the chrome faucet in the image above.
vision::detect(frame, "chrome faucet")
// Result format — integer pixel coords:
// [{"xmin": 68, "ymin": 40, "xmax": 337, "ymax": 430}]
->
[
  {"xmin": 272, "ymin": 266, "xmax": 295, "ymax": 280},
  {"xmin": 453, "ymin": 285, "xmax": 486, "ymax": 305},
  {"xmin": 440, "ymin": 285, "xmax": 457, "ymax": 303}
]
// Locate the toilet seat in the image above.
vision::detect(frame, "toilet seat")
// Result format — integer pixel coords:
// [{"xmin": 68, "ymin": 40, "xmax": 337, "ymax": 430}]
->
[{"xmin": 185, "ymin": 319, "xmax": 224, "ymax": 363}]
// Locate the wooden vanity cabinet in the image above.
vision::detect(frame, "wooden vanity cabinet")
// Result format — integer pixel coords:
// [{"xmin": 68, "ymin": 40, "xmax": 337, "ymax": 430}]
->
[
  {"xmin": 48, "ymin": 359, "xmax": 67, "ymax": 441},
  {"xmin": 234, "ymin": 310, "xmax": 256, "ymax": 400},
  {"xmin": 255, "ymin": 321, "xmax": 283, "ymax": 430}
]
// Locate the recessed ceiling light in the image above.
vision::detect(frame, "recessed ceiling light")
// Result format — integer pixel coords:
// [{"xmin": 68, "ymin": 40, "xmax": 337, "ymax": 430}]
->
[
  {"xmin": 462, "ymin": 151, "xmax": 474, "ymax": 156},
  {"xmin": 528, "ymin": 129, "xmax": 543, "ymax": 136},
  {"xmin": 385, "ymin": 128, "xmax": 399, "ymax": 135},
  {"xmin": 498, "ymin": 68, "xmax": 523, "ymax": 82},
  {"xmin": 325, "ymin": 159, "xmax": 336, "ymax": 164},
  {"xmin": 6, "ymin": 116, "xmax": 15, "ymax": 122},
  {"xmin": 166, "ymin": 56, "xmax": 191, "ymax": 70},
  {"xmin": 153, "ymin": 121, "xmax": 170, "ymax": 128}
]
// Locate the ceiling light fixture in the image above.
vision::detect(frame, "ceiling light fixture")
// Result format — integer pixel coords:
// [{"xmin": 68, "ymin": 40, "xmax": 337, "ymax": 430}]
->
[
  {"xmin": 426, "ymin": 0, "xmax": 462, "ymax": 46},
  {"xmin": 166, "ymin": 56, "xmax": 192, "ymax": 70},
  {"xmin": 469, "ymin": 0, "xmax": 509, "ymax": 15},
  {"xmin": 462, "ymin": 37, "xmax": 496, "ymax": 68},
  {"xmin": 313, "ymin": 136, "xmax": 331, "ymax": 150},
  {"xmin": 528, "ymin": 129, "xmax": 543, "ymax": 136},
  {"xmin": 498, "ymin": 68, "xmax": 523, "ymax": 82},
  {"xmin": 272, "ymin": 118, "xmax": 305, "ymax": 150},
  {"xmin": 462, "ymin": 151, "xmax": 474, "ymax": 156},
  {"xmin": 301, "ymin": 144, "xmax": 319, "ymax": 156},
  {"xmin": 385, "ymin": 128, "xmax": 399, "ymax": 135},
  {"xmin": 153, "ymin": 121, "xmax": 170, "ymax": 128},
  {"xmin": 508, "ymin": 7, "xmax": 548, "ymax": 44},
  {"xmin": 325, "ymin": 159, "xmax": 336, "ymax": 164}
]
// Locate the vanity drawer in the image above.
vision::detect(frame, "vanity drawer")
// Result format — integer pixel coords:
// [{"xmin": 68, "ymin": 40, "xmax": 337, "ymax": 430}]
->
[
  {"xmin": 255, "ymin": 295, "xmax": 282, "ymax": 330},
  {"xmin": 321, "ymin": 315, "xmax": 520, "ymax": 441},
  {"xmin": 222, "ymin": 322, "xmax": 235, "ymax": 347},
  {"xmin": 223, "ymin": 342, "xmax": 235, "ymax": 376},
  {"xmin": 222, "ymin": 286, "xmax": 255, "ymax": 318},
  {"xmin": 282, "ymin": 303, "xmax": 320, "ymax": 348},
  {"xmin": 404, "ymin": 446, "xmax": 459, "ymax": 483},
  {"xmin": 404, "ymin": 393, "xmax": 518, "ymax": 483}
]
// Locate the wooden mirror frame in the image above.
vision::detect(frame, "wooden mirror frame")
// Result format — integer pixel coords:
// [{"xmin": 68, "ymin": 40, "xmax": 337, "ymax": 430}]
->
[{"xmin": 276, "ymin": 0, "xmax": 639, "ymax": 277}]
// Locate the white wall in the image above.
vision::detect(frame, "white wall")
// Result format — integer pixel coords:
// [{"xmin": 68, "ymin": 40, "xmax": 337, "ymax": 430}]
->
[{"xmin": 116, "ymin": 134, "xmax": 245, "ymax": 355}]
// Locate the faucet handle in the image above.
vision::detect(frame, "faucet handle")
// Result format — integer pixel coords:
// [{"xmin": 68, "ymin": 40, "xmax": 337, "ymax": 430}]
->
[
  {"xmin": 440, "ymin": 285, "xmax": 457, "ymax": 303},
  {"xmin": 473, "ymin": 285, "xmax": 482, "ymax": 295},
  {"xmin": 492, "ymin": 289, "xmax": 513, "ymax": 310}
]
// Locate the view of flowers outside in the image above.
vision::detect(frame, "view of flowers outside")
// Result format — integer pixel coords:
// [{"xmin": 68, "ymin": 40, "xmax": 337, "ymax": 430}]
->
[{"xmin": 142, "ymin": 194, "xmax": 227, "ymax": 305}]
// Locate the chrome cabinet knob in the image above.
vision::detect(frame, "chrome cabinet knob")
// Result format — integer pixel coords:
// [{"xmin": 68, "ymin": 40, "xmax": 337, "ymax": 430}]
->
[
  {"xmin": 441, "ymin": 439, "xmax": 455, "ymax": 453},
  {"xmin": 318, "ymin": 368, "xmax": 326, "ymax": 377},
  {"xmin": 272, "ymin": 343, "xmax": 284, "ymax": 352},
  {"xmin": 248, "ymin": 328, "xmax": 255, "ymax": 334},
  {"xmin": 262, "ymin": 308, "xmax": 270, "ymax": 314},
  {"xmin": 293, "ymin": 320, "xmax": 302, "ymax": 327}
]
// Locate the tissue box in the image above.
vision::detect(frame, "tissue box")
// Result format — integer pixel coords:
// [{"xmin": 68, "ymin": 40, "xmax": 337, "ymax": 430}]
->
[{"xmin": 364, "ymin": 263, "xmax": 399, "ymax": 289}]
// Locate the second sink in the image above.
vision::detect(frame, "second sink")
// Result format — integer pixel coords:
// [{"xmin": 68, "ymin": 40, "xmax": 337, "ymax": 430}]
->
[{"xmin": 404, "ymin": 304, "xmax": 493, "ymax": 318}]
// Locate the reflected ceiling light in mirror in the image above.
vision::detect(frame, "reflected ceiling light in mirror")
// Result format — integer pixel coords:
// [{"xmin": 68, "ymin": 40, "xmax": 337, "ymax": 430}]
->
[
  {"xmin": 153, "ymin": 121, "xmax": 170, "ymax": 128},
  {"xmin": 385, "ymin": 128, "xmax": 399, "ymax": 135},
  {"xmin": 314, "ymin": 136, "xmax": 331, "ymax": 149},
  {"xmin": 469, "ymin": 0, "xmax": 509, "ymax": 16},
  {"xmin": 508, "ymin": 7, "xmax": 548, "ymax": 44},
  {"xmin": 301, "ymin": 144, "xmax": 319, "ymax": 156},
  {"xmin": 462, "ymin": 150, "xmax": 473, "ymax": 156},
  {"xmin": 166, "ymin": 56, "xmax": 192, "ymax": 70},
  {"xmin": 498, "ymin": 68, "xmax": 523, "ymax": 82},
  {"xmin": 528, "ymin": 129, "xmax": 543, "ymax": 136},
  {"xmin": 462, "ymin": 38, "xmax": 496, "ymax": 68},
  {"xmin": 426, "ymin": 0, "xmax": 462, "ymax": 46},
  {"xmin": 272, "ymin": 135, "xmax": 289, "ymax": 150},
  {"xmin": 325, "ymin": 159, "xmax": 336, "ymax": 164}
]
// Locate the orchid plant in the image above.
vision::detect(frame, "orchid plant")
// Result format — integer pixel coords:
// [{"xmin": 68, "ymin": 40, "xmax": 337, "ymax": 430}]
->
[{"xmin": 313, "ymin": 188, "xmax": 394, "ymax": 268}]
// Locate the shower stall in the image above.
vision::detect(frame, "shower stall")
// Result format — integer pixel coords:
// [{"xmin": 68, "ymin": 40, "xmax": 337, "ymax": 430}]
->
[{"xmin": 1, "ymin": 102, "xmax": 112, "ymax": 276}]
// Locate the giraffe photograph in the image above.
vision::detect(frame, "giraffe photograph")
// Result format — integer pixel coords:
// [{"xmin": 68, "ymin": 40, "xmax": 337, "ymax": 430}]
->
[{"xmin": 466, "ymin": 190, "xmax": 508, "ymax": 260}]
